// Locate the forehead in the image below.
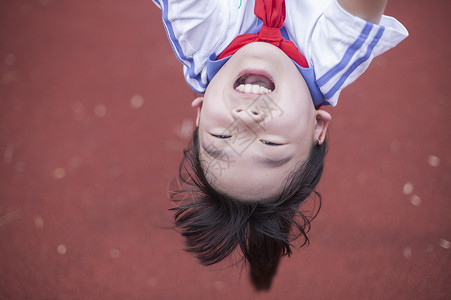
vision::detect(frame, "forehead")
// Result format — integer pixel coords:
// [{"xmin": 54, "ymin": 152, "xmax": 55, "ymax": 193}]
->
[{"xmin": 198, "ymin": 144, "xmax": 306, "ymax": 202}]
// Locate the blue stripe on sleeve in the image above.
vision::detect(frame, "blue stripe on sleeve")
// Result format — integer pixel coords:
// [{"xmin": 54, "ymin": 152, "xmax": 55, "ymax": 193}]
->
[
  {"xmin": 152, "ymin": 0, "xmax": 161, "ymax": 9},
  {"xmin": 317, "ymin": 22, "xmax": 373, "ymax": 87},
  {"xmin": 323, "ymin": 25, "xmax": 385, "ymax": 100},
  {"xmin": 161, "ymin": 0, "xmax": 207, "ymax": 91}
]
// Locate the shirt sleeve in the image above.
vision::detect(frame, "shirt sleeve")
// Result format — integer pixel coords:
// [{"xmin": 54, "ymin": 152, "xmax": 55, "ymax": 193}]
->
[
  {"xmin": 307, "ymin": 0, "xmax": 408, "ymax": 106},
  {"xmin": 152, "ymin": 0, "xmax": 161, "ymax": 9},
  {"xmin": 153, "ymin": 0, "xmax": 229, "ymax": 93}
]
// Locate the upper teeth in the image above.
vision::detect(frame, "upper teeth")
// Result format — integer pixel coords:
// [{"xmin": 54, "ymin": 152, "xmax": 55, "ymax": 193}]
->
[{"xmin": 235, "ymin": 84, "xmax": 271, "ymax": 94}]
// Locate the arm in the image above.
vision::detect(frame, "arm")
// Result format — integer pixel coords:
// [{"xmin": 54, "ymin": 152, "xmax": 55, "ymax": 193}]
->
[{"xmin": 337, "ymin": 0, "xmax": 388, "ymax": 24}]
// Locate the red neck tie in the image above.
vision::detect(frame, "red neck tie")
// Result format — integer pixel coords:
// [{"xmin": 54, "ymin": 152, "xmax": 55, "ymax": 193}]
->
[{"xmin": 217, "ymin": 0, "xmax": 308, "ymax": 68}]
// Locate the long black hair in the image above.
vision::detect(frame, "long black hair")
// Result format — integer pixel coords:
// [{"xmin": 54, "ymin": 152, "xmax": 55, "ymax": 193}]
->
[{"xmin": 169, "ymin": 128, "xmax": 328, "ymax": 290}]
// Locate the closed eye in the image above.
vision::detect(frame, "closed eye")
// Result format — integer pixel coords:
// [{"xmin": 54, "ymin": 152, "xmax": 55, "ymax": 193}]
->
[
  {"xmin": 211, "ymin": 134, "xmax": 231, "ymax": 139},
  {"xmin": 260, "ymin": 140, "xmax": 282, "ymax": 146},
  {"xmin": 211, "ymin": 134, "xmax": 281, "ymax": 146}
]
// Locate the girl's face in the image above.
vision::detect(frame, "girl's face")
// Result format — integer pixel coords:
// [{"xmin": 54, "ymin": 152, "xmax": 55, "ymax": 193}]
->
[{"xmin": 193, "ymin": 42, "xmax": 331, "ymax": 201}]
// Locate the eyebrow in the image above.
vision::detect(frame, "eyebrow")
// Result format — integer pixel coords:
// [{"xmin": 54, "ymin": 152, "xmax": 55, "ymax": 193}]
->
[
  {"xmin": 202, "ymin": 143, "xmax": 292, "ymax": 167},
  {"xmin": 255, "ymin": 154, "xmax": 292, "ymax": 167},
  {"xmin": 202, "ymin": 143, "xmax": 232, "ymax": 162}
]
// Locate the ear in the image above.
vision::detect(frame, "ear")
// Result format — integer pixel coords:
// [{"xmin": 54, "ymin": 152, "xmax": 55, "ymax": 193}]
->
[
  {"xmin": 314, "ymin": 110, "xmax": 331, "ymax": 145},
  {"xmin": 191, "ymin": 97, "xmax": 203, "ymax": 127}
]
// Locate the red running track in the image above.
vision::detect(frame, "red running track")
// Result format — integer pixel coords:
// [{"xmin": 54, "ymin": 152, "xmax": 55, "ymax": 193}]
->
[{"xmin": 0, "ymin": 0, "xmax": 450, "ymax": 299}]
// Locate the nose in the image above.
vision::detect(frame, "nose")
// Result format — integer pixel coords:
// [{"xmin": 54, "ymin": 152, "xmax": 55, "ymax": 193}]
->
[{"xmin": 232, "ymin": 106, "xmax": 265, "ymax": 124}]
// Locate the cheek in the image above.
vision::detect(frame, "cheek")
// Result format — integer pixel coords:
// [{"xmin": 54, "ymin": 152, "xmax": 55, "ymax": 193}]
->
[
  {"xmin": 204, "ymin": 71, "xmax": 230, "ymax": 98},
  {"xmin": 200, "ymin": 103, "xmax": 231, "ymax": 126},
  {"xmin": 268, "ymin": 109, "xmax": 314, "ymax": 134}
]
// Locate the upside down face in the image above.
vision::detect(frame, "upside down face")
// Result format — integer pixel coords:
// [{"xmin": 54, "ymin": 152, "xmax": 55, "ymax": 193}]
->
[{"xmin": 192, "ymin": 42, "xmax": 331, "ymax": 201}]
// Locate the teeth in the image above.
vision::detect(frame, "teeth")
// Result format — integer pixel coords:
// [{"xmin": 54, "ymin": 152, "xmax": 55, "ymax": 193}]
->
[
  {"xmin": 251, "ymin": 85, "xmax": 260, "ymax": 94},
  {"xmin": 235, "ymin": 84, "xmax": 271, "ymax": 94}
]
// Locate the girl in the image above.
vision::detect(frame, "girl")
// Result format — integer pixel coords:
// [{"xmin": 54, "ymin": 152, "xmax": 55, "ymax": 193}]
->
[{"xmin": 155, "ymin": 0, "xmax": 408, "ymax": 290}]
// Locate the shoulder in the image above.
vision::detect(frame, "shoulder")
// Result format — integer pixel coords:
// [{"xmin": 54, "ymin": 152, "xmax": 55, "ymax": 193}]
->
[
  {"xmin": 159, "ymin": 0, "xmax": 230, "ymax": 55},
  {"xmin": 283, "ymin": 0, "xmax": 331, "ymax": 54}
]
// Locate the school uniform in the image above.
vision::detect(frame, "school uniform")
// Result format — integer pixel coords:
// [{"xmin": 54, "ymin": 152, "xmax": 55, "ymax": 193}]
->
[{"xmin": 153, "ymin": 0, "xmax": 408, "ymax": 106}]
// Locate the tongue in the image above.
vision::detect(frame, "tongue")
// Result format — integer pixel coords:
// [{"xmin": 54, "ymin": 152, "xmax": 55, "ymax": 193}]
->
[{"xmin": 244, "ymin": 75, "xmax": 272, "ymax": 90}]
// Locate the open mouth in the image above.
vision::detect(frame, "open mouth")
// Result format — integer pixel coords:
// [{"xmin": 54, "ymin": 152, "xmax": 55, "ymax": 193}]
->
[{"xmin": 233, "ymin": 73, "xmax": 275, "ymax": 95}]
